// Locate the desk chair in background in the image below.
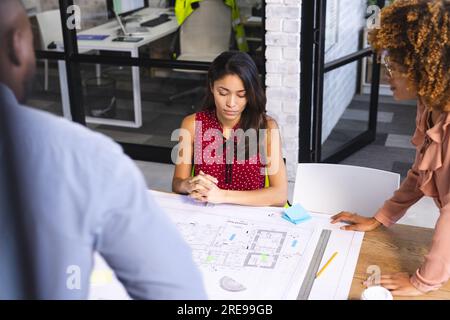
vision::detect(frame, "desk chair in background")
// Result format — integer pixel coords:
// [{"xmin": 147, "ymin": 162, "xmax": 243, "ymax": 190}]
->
[
  {"xmin": 35, "ymin": 10, "xmax": 100, "ymax": 92},
  {"xmin": 293, "ymin": 163, "xmax": 400, "ymax": 217},
  {"xmin": 169, "ymin": 0, "xmax": 232, "ymax": 105},
  {"xmin": 35, "ymin": 10, "xmax": 61, "ymax": 91}
]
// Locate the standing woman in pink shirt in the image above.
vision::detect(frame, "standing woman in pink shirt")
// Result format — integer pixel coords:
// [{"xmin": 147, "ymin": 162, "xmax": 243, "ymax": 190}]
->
[{"xmin": 331, "ymin": 0, "xmax": 450, "ymax": 296}]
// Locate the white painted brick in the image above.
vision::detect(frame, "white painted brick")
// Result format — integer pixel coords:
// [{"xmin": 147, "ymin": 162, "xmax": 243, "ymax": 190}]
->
[
  {"xmin": 266, "ymin": 5, "xmax": 300, "ymax": 19},
  {"xmin": 267, "ymin": 61, "xmax": 300, "ymax": 74},
  {"xmin": 266, "ymin": 73, "xmax": 282, "ymax": 87},
  {"xmin": 283, "ymin": 74, "xmax": 300, "ymax": 88},
  {"xmin": 284, "ymin": 138, "xmax": 299, "ymax": 150},
  {"xmin": 280, "ymin": 123, "xmax": 298, "ymax": 138},
  {"xmin": 285, "ymin": 88, "xmax": 300, "ymax": 101},
  {"xmin": 265, "ymin": 0, "xmax": 303, "ymax": 182},
  {"xmin": 266, "ymin": 32, "xmax": 289, "ymax": 46},
  {"xmin": 284, "ymin": 150, "xmax": 297, "ymax": 162},
  {"xmin": 284, "ymin": 0, "xmax": 302, "ymax": 6},
  {"xmin": 283, "ymin": 47, "xmax": 300, "ymax": 60},
  {"xmin": 280, "ymin": 107, "xmax": 298, "ymax": 115},
  {"xmin": 265, "ymin": 17, "xmax": 282, "ymax": 32},
  {"xmin": 266, "ymin": 87, "xmax": 284, "ymax": 101},
  {"xmin": 282, "ymin": 100, "xmax": 300, "ymax": 113},
  {"xmin": 265, "ymin": 46, "xmax": 282, "ymax": 60},
  {"xmin": 284, "ymin": 155, "xmax": 298, "ymax": 174},
  {"xmin": 285, "ymin": 114, "xmax": 299, "ymax": 126},
  {"xmin": 287, "ymin": 34, "xmax": 300, "ymax": 47},
  {"xmin": 286, "ymin": 162, "xmax": 298, "ymax": 183},
  {"xmin": 284, "ymin": 149, "xmax": 298, "ymax": 164},
  {"xmin": 266, "ymin": 61, "xmax": 282, "ymax": 73},
  {"xmin": 282, "ymin": 19, "xmax": 300, "ymax": 33},
  {"xmin": 284, "ymin": 61, "xmax": 300, "ymax": 74},
  {"xmin": 267, "ymin": 87, "xmax": 300, "ymax": 101},
  {"xmin": 266, "ymin": 61, "xmax": 300, "ymax": 74},
  {"xmin": 284, "ymin": 152, "xmax": 298, "ymax": 174},
  {"xmin": 280, "ymin": 115, "xmax": 299, "ymax": 139},
  {"xmin": 282, "ymin": 100, "xmax": 300, "ymax": 110},
  {"xmin": 266, "ymin": 99, "xmax": 282, "ymax": 114},
  {"xmin": 266, "ymin": 112, "xmax": 280, "ymax": 124},
  {"xmin": 282, "ymin": 147, "xmax": 287, "ymax": 158}
]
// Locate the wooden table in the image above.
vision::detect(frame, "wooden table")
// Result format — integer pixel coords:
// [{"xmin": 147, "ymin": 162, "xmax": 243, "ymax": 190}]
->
[{"xmin": 349, "ymin": 224, "xmax": 450, "ymax": 300}]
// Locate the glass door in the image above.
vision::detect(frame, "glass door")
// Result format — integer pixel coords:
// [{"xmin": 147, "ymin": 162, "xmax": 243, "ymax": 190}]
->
[{"xmin": 300, "ymin": 0, "xmax": 385, "ymax": 163}]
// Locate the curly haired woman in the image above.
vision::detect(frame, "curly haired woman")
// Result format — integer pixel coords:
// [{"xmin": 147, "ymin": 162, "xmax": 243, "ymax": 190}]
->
[{"xmin": 331, "ymin": 0, "xmax": 450, "ymax": 296}]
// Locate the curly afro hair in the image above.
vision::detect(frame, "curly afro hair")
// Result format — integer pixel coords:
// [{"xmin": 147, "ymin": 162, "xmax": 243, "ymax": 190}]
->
[{"xmin": 369, "ymin": 0, "xmax": 450, "ymax": 111}]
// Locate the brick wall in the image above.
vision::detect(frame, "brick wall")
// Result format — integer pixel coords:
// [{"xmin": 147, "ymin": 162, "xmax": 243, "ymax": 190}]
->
[{"xmin": 265, "ymin": 0, "xmax": 301, "ymax": 182}]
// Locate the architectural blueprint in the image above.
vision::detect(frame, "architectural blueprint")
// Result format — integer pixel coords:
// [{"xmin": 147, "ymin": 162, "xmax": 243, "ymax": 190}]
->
[
  {"xmin": 88, "ymin": 191, "xmax": 364, "ymax": 300},
  {"xmin": 150, "ymin": 191, "xmax": 363, "ymax": 300}
]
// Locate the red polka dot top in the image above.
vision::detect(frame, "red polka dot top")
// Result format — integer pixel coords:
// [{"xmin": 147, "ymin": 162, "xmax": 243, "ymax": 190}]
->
[{"xmin": 193, "ymin": 110, "xmax": 266, "ymax": 191}]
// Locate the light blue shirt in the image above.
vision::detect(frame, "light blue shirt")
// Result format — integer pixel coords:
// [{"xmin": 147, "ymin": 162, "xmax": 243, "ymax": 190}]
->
[{"xmin": 0, "ymin": 83, "xmax": 206, "ymax": 300}]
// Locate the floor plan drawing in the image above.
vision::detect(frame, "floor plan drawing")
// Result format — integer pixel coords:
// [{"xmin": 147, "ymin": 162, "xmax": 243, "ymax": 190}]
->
[
  {"xmin": 151, "ymin": 191, "xmax": 322, "ymax": 300},
  {"xmin": 87, "ymin": 191, "xmax": 364, "ymax": 300},
  {"xmin": 176, "ymin": 220, "xmax": 313, "ymax": 273}
]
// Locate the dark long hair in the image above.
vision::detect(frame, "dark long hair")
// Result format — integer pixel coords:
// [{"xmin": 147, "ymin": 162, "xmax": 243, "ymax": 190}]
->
[{"xmin": 203, "ymin": 51, "xmax": 267, "ymax": 133}]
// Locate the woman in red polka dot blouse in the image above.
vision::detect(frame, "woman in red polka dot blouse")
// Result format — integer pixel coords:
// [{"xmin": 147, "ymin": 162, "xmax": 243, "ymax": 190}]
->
[{"xmin": 172, "ymin": 51, "xmax": 288, "ymax": 207}]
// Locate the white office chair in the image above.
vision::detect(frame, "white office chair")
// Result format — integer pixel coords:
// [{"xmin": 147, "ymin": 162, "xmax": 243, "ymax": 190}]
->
[
  {"xmin": 169, "ymin": 0, "xmax": 232, "ymax": 102},
  {"xmin": 35, "ymin": 10, "xmax": 99, "ymax": 92},
  {"xmin": 293, "ymin": 163, "xmax": 400, "ymax": 217},
  {"xmin": 35, "ymin": 10, "xmax": 62, "ymax": 91},
  {"xmin": 22, "ymin": 0, "xmax": 42, "ymax": 15}
]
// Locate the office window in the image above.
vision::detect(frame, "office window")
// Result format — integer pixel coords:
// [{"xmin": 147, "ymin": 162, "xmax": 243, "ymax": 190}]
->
[
  {"xmin": 27, "ymin": 0, "xmax": 265, "ymax": 162},
  {"xmin": 78, "ymin": 61, "xmax": 205, "ymax": 148}
]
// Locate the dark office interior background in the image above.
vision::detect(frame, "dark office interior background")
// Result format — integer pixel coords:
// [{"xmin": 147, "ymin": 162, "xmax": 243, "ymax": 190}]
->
[
  {"xmin": 24, "ymin": 0, "xmax": 419, "ymax": 182},
  {"xmin": 25, "ymin": 0, "xmax": 265, "ymax": 155}
]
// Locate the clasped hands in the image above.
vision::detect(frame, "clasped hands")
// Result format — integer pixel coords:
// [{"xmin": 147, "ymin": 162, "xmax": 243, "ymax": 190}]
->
[{"xmin": 186, "ymin": 171, "xmax": 225, "ymax": 204}]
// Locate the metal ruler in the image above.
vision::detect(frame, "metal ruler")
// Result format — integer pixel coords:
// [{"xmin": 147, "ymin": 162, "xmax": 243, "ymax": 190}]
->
[{"xmin": 297, "ymin": 229, "xmax": 332, "ymax": 300}]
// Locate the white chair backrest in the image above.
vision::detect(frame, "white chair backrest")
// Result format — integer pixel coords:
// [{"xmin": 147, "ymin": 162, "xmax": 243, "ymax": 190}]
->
[
  {"xmin": 293, "ymin": 163, "xmax": 400, "ymax": 217},
  {"xmin": 35, "ymin": 10, "xmax": 62, "ymax": 50},
  {"xmin": 22, "ymin": 0, "xmax": 42, "ymax": 13},
  {"xmin": 180, "ymin": 0, "xmax": 231, "ymax": 57}
]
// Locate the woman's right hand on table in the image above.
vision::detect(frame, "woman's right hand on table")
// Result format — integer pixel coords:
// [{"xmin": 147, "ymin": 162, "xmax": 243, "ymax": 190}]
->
[{"xmin": 331, "ymin": 212, "xmax": 382, "ymax": 232}]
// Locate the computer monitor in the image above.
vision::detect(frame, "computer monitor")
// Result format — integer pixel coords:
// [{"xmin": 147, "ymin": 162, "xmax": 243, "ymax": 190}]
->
[{"xmin": 107, "ymin": 0, "xmax": 148, "ymax": 18}]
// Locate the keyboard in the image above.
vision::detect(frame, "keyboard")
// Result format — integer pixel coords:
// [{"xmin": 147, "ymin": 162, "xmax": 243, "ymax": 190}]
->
[{"xmin": 141, "ymin": 14, "xmax": 171, "ymax": 28}]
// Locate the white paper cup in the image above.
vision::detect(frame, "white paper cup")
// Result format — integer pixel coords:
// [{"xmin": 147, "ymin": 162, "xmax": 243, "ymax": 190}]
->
[{"xmin": 361, "ymin": 286, "xmax": 394, "ymax": 300}]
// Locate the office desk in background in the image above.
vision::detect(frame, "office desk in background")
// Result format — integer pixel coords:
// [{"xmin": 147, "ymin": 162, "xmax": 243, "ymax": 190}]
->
[
  {"xmin": 58, "ymin": 7, "xmax": 179, "ymax": 128},
  {"xmin": 242, "ymin": 15, "xmax": 262, "ymax": 53},
  {"xmin": 350, "ymin": 224, "xmax": 450, "ymax": 300},
  {"xmin": 242, "ymin": 15, "xmax": 262, "ymax": 28}
]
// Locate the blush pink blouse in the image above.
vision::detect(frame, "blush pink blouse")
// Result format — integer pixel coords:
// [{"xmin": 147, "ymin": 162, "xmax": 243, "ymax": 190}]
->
[{"xmin": 374, "ymin": 101, "xmax": 450, "ymax": 293}]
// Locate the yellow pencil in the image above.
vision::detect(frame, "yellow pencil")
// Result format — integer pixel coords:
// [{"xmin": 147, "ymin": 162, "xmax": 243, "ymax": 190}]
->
[{"xmin": 316, "ymin": 252, "xmax": 338, "ymax": 278}]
